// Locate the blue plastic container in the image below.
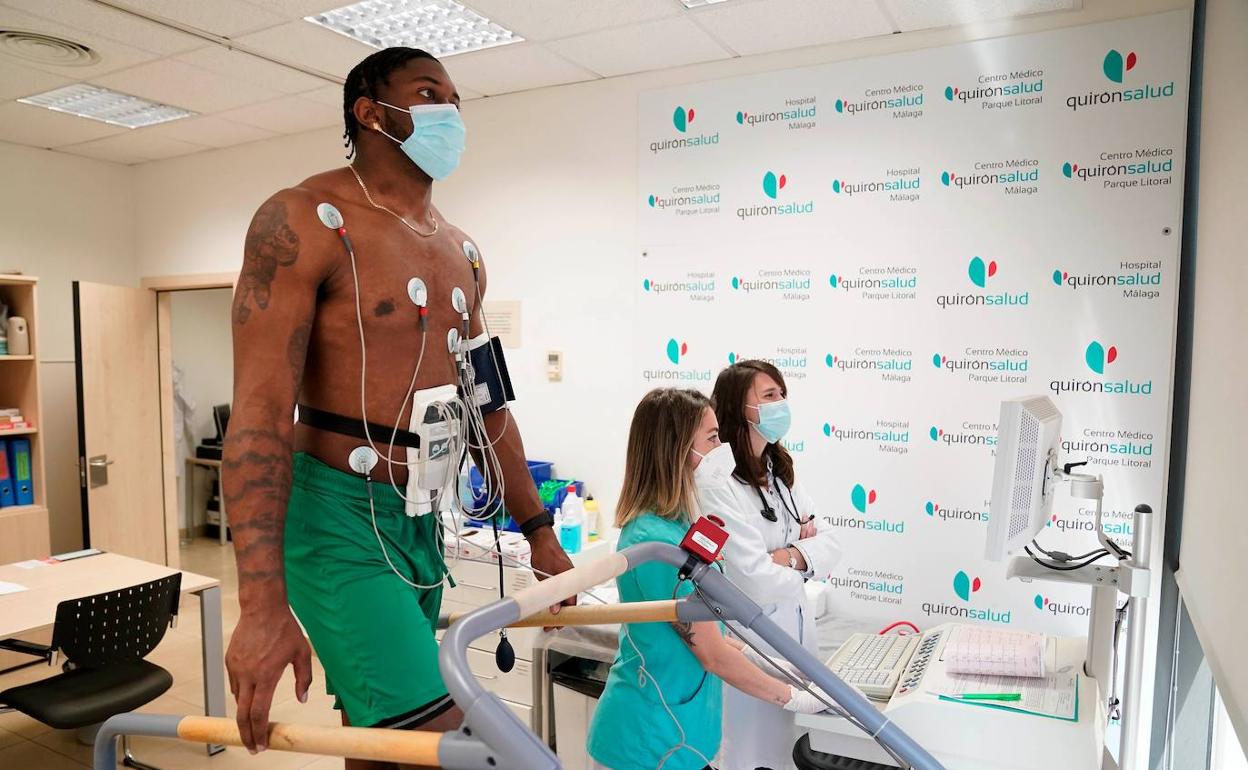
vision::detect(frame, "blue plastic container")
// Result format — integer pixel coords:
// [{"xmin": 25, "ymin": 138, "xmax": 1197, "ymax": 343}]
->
[{"xmin": 464, "ymin": 460, "xmax": 559, "ymax": 532}]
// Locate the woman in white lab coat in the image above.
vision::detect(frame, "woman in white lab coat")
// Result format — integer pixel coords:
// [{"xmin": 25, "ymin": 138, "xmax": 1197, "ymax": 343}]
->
[{"xmin": 699, "ymin": 360, "xmax": 841, "ymax": 770}]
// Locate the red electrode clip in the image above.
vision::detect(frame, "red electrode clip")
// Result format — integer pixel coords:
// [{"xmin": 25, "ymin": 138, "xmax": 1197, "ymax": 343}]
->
[{"xmin": 680, "ymin": 515, "xmax": 730, "ymax": 564}]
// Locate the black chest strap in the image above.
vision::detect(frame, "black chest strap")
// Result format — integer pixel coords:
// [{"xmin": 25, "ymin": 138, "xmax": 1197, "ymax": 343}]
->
[{"xmin": 297, "ymin": 403, "xmax": 421, "ymax": 449}]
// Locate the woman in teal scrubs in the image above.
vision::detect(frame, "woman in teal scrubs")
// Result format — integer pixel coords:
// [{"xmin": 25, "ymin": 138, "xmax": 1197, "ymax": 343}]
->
[{"xmin": 587, "ymin": 388, "xmax": 830, "ymax": 770}]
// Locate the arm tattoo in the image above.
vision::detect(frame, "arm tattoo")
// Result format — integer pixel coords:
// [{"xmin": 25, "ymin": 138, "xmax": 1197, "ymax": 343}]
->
[
  {"xmin": 287, "ymin": 320, "xmax": 312, "ymax": 392},
  {"xmin": 235, "ymin": 199, "xmax": 300, "ymax": 325},
  {"xmin": 671, "ymin": 621, "xmax": 696, "ymax": 648},
  {"xmin": 223, "ymin": 428, "xmax": 294, "ymax": 591}
]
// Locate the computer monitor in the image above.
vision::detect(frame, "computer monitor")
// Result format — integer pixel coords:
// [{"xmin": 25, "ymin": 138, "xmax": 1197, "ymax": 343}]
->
[
  {"xmin": 213, "ymin": 404, "xmax": 231, "ymax": 442},
  {"xmin": 985, "ymin": 396, "xmax": 1062, "ymax": 561}
]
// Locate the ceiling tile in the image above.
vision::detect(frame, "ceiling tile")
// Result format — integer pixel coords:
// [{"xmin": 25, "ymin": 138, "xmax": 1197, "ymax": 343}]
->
[
  {"xmin": 216, "ymin": 94, "xmax": 342, "ymax": 134},
  {"xmin": 462, "ymin": 0, "xmax": 683, "ymax": 42},
  {"xmin": 91, "ymin": 59, "xmax": 282, "ymax": 113},
  {"xmin": 0, "ymin": 100, "xmax": 126, "ymax": 148},
  {"xmin": 546, "ymin": 17, "xmax": 732, "ymax": 78},
  {"xmin": 233, "ymin": 19, "xmax": 378, "ymax": 80},
  {"xmin": 239, "ymin": 0, "xmax": 349, "ymax": 21},
  {"xmin": 59, "ymin": 131, "xmax": 210, "ymax": 164},
  {"xmin": 100, "ymin": 0, "xmax": 287, "ymax": 37},
  {"xmin": 691, "ymin": 0, "xmax": 896, "ymax": 56},
  {"xmin": 0, "ymin": 59, "xmax": 72, "ymax": 101},
  {"xmin": 140, "ymin": 114, "xmax": 279, "ymax": 148},
  {"xmin": 441, "ymin": 42, "xmax": 597, "ymax": 96},
  {"xmin": 3, "ymin": 0, "xmax": 203, "ymax": 56},
  {"xmin": 298, "ymin": 83, "xmax": 347, "ymax": 107},
  {"xmin": 175, "ymin": 45, "xmax": 329, "ymax": 94},
  {"xmin": 0, "ymin": 6, "xmax": 160, "ymax": 78},
  {"xmin": 881, "ymin": 0, "xmax": 1079, "ymax": 31}
]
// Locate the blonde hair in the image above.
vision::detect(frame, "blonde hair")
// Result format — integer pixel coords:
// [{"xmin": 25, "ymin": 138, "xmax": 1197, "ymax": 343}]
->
[{"xmin": 615, "ymin": 388, "xmax": 711, "ymax": 528}]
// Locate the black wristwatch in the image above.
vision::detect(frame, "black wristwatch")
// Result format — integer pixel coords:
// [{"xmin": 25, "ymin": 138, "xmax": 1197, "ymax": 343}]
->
[{"xmin": 519, "ymin": 512, "xmax": 555, "ymax": 539}]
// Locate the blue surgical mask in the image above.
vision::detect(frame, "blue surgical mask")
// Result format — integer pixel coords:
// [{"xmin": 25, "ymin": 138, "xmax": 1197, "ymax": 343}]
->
[
  {"xmin": 747, "ymin": 399, "xmax": 791, "ymax": 444},
  {"xmin": 374, "ymin": 101, "xmax": 466, "ymax": 180}
]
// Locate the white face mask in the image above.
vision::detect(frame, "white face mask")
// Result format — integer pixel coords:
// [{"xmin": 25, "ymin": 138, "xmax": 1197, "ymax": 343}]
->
[{"xmin": 691, "ymin": 443, "xmax": 735, "ymax": 489}]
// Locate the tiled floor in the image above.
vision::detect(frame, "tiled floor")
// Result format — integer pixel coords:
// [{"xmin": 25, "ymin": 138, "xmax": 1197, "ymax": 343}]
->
[{"xmin": 0, "ymin": 540, "xmax": 346, "ymax": 769}]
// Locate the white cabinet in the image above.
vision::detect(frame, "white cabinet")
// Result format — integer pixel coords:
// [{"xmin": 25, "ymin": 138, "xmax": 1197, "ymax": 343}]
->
[{"xmin": 441, "ymin": 540, "xmax": 612, "ymax": 730}]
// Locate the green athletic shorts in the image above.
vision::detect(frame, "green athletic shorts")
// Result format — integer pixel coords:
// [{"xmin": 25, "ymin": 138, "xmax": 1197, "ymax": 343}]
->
[{"xmin": 284, "ymin": 452, "xmax": 451, "ymax": 728}]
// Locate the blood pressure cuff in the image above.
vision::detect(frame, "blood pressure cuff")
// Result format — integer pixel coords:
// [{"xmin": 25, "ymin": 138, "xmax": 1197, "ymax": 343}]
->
[{"xmin": 464, "ymin": 335, "xmax": 514, "ymax": 414}]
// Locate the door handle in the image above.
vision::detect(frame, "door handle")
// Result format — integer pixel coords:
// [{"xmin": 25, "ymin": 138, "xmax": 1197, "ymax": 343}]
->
[
  {"xmin": 87, "ymin": 454, "xmax": 112, "ymax": 488},
  {"xmin": 458, "ymin": 580, "xmax": 496, "ymax": 591}
]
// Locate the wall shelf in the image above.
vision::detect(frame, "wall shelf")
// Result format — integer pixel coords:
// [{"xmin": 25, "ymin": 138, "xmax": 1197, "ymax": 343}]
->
[{"xmin": 0, "ymin": 276, "xmax": 48, "ymax": 561}]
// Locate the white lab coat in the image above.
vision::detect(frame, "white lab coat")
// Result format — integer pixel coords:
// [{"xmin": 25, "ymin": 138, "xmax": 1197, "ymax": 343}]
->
[{"xmin": 697, "ymin": 470, "xmax": 841, "ymax": 770}]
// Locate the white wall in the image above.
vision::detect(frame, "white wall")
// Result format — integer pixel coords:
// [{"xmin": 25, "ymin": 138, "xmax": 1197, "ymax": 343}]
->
[
  {"xmin": 0, "ymin": 141, "xmax": 138, "ymax": 552},
  {"xmin": 170, "ymin": 288, "xmax": 234, "ymax": 530},
  {"xmin": 133, "ymin": 0, "xmax": 1190, "ymax": 523},
  {"xmin": 1176, "ymin": 0, "xmax": 1248, "ymax": 757}
]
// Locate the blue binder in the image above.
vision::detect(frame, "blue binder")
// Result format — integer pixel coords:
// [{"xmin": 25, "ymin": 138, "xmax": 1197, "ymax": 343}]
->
[
  {"xmin": 0, "ymin": 439, "xmax": 14, "ymax": 507},
  {"xmin": 8, "ymin": 438, "xmax": 34, "ymax": 506}
]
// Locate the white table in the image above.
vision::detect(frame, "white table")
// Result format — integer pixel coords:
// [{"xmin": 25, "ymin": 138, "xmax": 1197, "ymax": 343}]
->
[
  {"xmin": 0, "ymin": 552, "xmax": 227, "ymax": 755},
  {"xmin": 797, "ymin": 629, "xmax": 1107, "ymax": 770}
]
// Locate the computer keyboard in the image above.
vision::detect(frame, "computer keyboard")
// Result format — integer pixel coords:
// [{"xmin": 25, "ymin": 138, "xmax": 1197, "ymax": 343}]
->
[{"xmin": 825, "ymin": 632, "xmax": 920, "ymax": 699}]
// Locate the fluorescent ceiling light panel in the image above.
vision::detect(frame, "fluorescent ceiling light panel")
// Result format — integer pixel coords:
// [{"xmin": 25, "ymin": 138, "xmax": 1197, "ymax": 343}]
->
[
  {"xmin": 18, "ymin": 84, "xmax": 194, "ymax": 128},
  {"xmin": 680, "ymin": 0, "xmax": 731, "ymax": 8},
  {"xmin": 306, "ymin": 0, "xmax": 522, "ymax": 58}
]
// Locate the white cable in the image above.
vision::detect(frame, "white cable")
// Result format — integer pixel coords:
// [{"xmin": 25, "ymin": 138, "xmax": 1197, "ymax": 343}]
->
[{"xmin": 366, "ymin": 481, "xmax": 450, "ymax": 590}]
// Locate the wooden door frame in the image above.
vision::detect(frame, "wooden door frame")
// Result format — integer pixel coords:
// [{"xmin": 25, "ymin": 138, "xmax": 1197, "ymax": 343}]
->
[{"xmin": 143, "ymin": 272, "xmax": 237, "ymax": 568}]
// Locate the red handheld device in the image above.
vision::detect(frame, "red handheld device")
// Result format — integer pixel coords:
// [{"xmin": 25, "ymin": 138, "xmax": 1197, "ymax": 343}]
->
[{"xmin": 680, "ymin": 515, "xmax": 730, "ymax": 564}]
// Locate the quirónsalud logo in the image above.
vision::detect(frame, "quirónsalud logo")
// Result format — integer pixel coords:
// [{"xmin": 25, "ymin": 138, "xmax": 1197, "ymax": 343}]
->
[
  {"xmin": 763, "ymin": 171, "xmax": 787, "ymax": 199},
  {"xmin": 666, "ymin": 338, "xmax": 688, "ymax": 364},
  {"xmin": 1061, "ymin": 155, "xmax": 1173, "ymax": 183},
  {"xmin": 1085, "ymin": 341, "xmax": 1118, "ymax": 374},
  {"xmin": 649, "ymin": 106, "xmax": 719, "ymax": 154},
  {"xmin": 1051, "ymin": 263, "xmax": 1163, "ymax": 297},
  {"xmin": 644, "ymin": 338, "xmax": 711, "ymax": 383},
  {"xmin": 1067, "ymin": 49, "xmax": 1172, "ymax": 111},
  {"xmin": 1050, "ymin": 340, "xmax": 1150, "ymax": 397},
  {"xmin": 850, "ymin": 483, "xmax": 877, "ymax": 514},
  {"xmin": 923, "ymin": 571, "xmax": 1009, "ymax": 623},
  {"xmin": 1103, "ymin": 49, "xmax": 1138, "ymax": 84},
  {"xmin": 967, "ymin": 256, "xmax": 997, "ymax": 288},
  {"xmin": 738, "ymin": 170, "xmax": 813, "ymax": 220},
  {"xmin": 953, "ymin": 570, "xmax": 982, "ymax": 602},
  {"xmin": 673, "ymin": 106, "xmax": 695, "ymax": 133}
]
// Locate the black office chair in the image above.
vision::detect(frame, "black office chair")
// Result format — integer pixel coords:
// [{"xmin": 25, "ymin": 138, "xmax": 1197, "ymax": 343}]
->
[
  {"xmin": 0, "ymin": 572, "xmax": 182, "ymax": 770},
  {"xmin": 793, "ymin": 733, "xmax": 895, "ymax": 770}
]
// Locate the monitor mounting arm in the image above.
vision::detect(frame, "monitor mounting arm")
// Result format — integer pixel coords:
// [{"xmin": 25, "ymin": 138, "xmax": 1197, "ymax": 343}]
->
[{"xmin": 1006, "ymin": 467, "xmax": 1153, "ymax": 770}]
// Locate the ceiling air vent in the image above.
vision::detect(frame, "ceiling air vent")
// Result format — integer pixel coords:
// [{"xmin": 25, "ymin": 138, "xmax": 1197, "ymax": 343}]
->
[{"xmin": 0, "ymin": 29, "xmax": 100, "ymax": 67}]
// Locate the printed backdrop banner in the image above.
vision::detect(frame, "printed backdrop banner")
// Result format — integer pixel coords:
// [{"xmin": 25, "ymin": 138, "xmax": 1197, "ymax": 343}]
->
[{"xmin": 636, "ymin": 10, "xmax": 1192, "ymax": 637}]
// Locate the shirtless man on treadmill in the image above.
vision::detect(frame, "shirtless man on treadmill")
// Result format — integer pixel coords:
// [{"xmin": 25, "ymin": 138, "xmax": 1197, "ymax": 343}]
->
[{"xmin": 222, "ymin": 47, "xmax": 574, "ymax": 767}]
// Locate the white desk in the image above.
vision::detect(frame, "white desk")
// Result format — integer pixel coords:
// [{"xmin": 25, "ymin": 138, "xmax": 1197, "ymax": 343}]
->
[
  {"xmin": 0, "ymin": 552, "xmax": 227, "ymax": 755},
  {"xmin": 797, "ymin": 629, "xmax": 1107, "ymax": 770},
  {"xmin": 186, "ymin": 456, "xmax": 228, "ymax": 545}
]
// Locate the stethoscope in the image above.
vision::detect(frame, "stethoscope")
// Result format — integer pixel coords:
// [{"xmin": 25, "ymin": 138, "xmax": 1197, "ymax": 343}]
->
[{"xmin": 754, "ymin": 475, "xmax": 802, "ymax": 526}]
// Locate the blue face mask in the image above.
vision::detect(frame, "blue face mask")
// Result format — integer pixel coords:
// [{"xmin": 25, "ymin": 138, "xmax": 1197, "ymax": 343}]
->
[
  {"xmin": 374, "ymin": 101, "xmax": 466, "ymax": 181},
  {"xmin": 747, "ymin": 399, "xmax": 791, "ymax": 444}
]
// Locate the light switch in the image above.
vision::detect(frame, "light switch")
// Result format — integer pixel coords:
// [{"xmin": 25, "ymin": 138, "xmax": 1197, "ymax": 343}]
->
[{"xmin": 547, "ymin": 351, "xmax": 562, "ymax": 382}]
